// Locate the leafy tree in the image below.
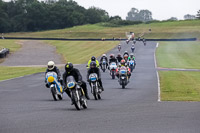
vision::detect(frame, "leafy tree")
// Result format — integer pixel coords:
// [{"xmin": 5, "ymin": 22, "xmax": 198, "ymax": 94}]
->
[
  {"xmin": 197, "ymin": 10, "xmax": 200, "ymax": 19},
  {"xmin": 109, "ymin": 15, "xmax": 122, "ymax": 21},
  {"xmin": 167, "ymin": 17, "xmax": 178, "ymax": 21},
  {"xmin": 184, "ymin": 14, "xmax": 196, "ymax": 20},
  {"xmin": 126, "ymin": 8, "xmax": 153, "ymax": 22}
]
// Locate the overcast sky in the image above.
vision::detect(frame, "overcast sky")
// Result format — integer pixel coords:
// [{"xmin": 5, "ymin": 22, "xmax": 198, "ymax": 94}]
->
[{"xmin": 73, "ymin": 0, "xmax": 200, "ymax": 20}]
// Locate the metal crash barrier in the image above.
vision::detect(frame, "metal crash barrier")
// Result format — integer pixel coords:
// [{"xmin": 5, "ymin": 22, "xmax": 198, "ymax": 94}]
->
[{"xmin": 0, "ymin": 48, "xmax": 9, "ymax": 58}]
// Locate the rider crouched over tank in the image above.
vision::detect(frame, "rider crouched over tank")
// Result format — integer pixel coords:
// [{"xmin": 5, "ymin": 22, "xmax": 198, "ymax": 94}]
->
[
  {"xmin": 63, "ymin": 62, "xmax": 90, "ymax": 100},
  {"xmin": 116, "ymin": 59, "xmax": 131, "ymax": 79},
  {"xmin": 99, "ymin": 54, "xmax": 108, "ymax": 69},
  {"xmin": 45, "ymin": 61, "xmax": 62, "ymax": 87},
  {"xmin": 87, "ymin": 61, "xmax": 104, "ymax": 91}
]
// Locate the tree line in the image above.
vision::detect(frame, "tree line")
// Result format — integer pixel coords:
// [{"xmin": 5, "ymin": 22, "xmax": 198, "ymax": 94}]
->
[
  {"xmin": 0, "ymin": 0, "xmax": 110, "ymax": 32},
  {"xmin": 0, "ymin": 0, "xmax": 200, "ymax": 33}
]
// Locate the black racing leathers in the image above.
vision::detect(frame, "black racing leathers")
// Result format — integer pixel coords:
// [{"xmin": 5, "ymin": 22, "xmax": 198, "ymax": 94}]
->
[
  {"xmin": 116, "ymin": 56, "xmax": 123, "ymax": 63},
  {"xmin": 63, "ymin": 68, "xmax": 89, "ymax": 99},
  {"xmin": 87, "ymin": 67, "xmax": 104, "ymax": 90},
  {"xmin": 109, "ymin": 58, "xmax": 118, "ymax": 65}
]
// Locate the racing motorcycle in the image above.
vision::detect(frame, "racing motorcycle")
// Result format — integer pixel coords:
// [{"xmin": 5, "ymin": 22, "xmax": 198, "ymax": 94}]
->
[
  {"xmin": 101, "ymin": 59, "xmax": 107, "ymax": 72},
  {"xmin": 109, "ymin": 62, "xmax": 117, "ymax": 79},
  {"xmin": 66, "ymin": 76, "xmax": 87, "ymax": 110},
  {"xmin": 89, "ymin": 73, "xmax": 102, "ymax": 100},
  {"xmin": 128, "ymin": 59, "xmax": 135, "ymax": 72},
  {"xmin": 118, "ymin": 66, "xmax": 129, "ymax": 89},
  {"xmin": 45, "ymin": 72, "xmax": 63, "ymax": 101},
  {"xmin": 118, "ymin": 46, "xmax": 121, "ymax": 51}
]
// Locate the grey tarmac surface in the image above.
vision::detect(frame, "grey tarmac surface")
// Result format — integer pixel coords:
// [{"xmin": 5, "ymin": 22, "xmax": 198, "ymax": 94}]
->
[
  {"xmin": 0, "ymin": 41, "xmax": 200, "ymax": 133},
  {"xmin": 0, "ymin": 40, "xmax": 63, "ymax": 66}
]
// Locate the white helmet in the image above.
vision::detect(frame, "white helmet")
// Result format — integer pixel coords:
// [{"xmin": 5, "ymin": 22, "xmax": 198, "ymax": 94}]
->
[
  {"xmin": 47, "ymin": 61, "xmax": 55, "ymax": 70},
  {"xmin": 102, "ymin": 54, "xmax": 106, "ymax": 57}
]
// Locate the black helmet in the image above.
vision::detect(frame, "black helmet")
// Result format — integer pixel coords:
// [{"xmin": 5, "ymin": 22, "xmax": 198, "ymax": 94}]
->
[
  {"xmin": 90, "ymin": 61, "xmax": 96, "ymax": 68},
  {"xmin": 117, "ymin": 53, "xmax": 121, "ymax": 57},
  {"xmin": 65, "ymin": 62, "xmax": 73, "ymax": 71},
  {"xmin": 91, "ymin": 56, "xmax": 96, "ymax": 61}
]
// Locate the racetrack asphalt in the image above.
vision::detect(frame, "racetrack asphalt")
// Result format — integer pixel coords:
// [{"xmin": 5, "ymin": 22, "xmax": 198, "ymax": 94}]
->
[
  {"xmin": 0, "ymin": 40, "xmax": 64, "ymax": 66},
  {"xmin": 0, "ymin": 41, "xmax": 200, "ymax": 133}
]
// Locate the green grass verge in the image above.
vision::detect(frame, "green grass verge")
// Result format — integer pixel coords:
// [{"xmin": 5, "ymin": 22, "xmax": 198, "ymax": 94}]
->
[
  {"xmin": 5, "ymin": 20, "xmax": 200, "ymax": 39},
  {"xmin": 44, "ymin": 40, "xmax": 119, "ymax": 64},
  {"xmin": 0, "ymin": 66, "xmax": 45, "ymax": 81},
  {"xmin": 156, "ymin": 41, "xmax": 200, "ymax": 69},
  {"xmin": 159, "ymin": 71, "xmax": 200, "ymax": 101},
  {"xmin": 0, "ymin": 40, "xmax": 21, "ymax": 52}
]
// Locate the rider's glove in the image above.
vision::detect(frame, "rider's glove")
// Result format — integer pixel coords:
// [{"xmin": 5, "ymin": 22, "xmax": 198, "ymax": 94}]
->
[{"xmin": 45, "ymin": 83, "xmax": 49, "ymax": 88}]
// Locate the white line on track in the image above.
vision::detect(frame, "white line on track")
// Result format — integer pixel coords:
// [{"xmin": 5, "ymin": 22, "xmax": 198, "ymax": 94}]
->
[{"xmin": 154, "ymin": 42, "xmax": 161, "ymax": 102}]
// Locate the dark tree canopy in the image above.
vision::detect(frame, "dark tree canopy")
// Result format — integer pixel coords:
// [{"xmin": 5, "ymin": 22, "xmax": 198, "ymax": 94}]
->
[
  {"xmin": 197, "ymin": 10, "xmax": 200, "ymax": 19},
  {"xmin": 0, "ymin": 0, "xmax": 110, "ymax": 32}
]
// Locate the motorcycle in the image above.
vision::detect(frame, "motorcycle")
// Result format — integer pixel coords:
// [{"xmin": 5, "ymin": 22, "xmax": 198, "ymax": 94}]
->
[
  {"xmin": 45, "ymin": 72, "xmax": 63, "ymax": 101},
  {"xmin": 109, "ymin": 62, "xmax": 117, "ymax": 79},
  {"xmin": 89, "ymin": 73, "xmax": 102, "ymax": 100},
  {"xmin": 118, "ymin": 66, "xmax": 129, "ymax": 89},
  {"xmin": 131, "ymin": 46, "xmax": 135, "ymax": 53},
  {"xmin": 66, "ymin": 76, "xmax": 87, "ymax": 110},
  {"xmin": 128, "ymin": 60, "xmax": 135, "ymax": 72},
  {"xmin": 118, "ymin": 46, "xmax": 121, "ymax": 51},
  {"xmin": 101, "ymin": 59, "xmax": 107, "ymax": 72}
]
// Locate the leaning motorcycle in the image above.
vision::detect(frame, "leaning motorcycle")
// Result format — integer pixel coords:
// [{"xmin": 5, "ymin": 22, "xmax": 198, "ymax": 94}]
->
[
  {"xmin": 128, "ymin": 60, "xmax": 135, "ymax": 72},
  {"xmin": 45, "ymin": 72, "xmax": 63, "ymax": 101},
  {"xmin": 109, "ymin": 62, "xmax": 117, "ymax": 79},
  {"xmin": 89, "ymin": 73, "xmax": 102, "ymax": 100},
  {"xmin": 118, "ymin": 66, "xmax": 129, "ymax": 89},
  {"xmin": 66, "ymin": 76, "xmax": 87, "ymax": 110}
]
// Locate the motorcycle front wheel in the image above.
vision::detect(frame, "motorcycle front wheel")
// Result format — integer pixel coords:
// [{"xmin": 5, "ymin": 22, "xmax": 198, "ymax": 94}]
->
[{"xmin": 51, "ymin": 87, "xmax": 58, "ymax": 101}]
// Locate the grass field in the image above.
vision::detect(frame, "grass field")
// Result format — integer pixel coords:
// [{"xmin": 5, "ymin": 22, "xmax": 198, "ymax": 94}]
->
[
  {"xmin": 156, "ymin": 41, "xmax": 200, "ymax": 69},
  {"xmin": 0, "ymin": 66, "xmax": 45, "ymax": 81},
  {"xmin": 0, "ymin": 40, "xmax": 21, "ymax": 52},
  {"xmin": 45, "ymin": 40, "xmax": 119, "ymax": 64},
  {"xmin": 159, "ymin": 71, "xmax": 200, "ymax": 101},
  {"xmin": 5, "ymin": 20, "xmax": 200, "ymax": 39}
]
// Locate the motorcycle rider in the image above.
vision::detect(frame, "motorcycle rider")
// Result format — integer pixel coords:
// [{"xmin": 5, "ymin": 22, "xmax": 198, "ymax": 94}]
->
[
  {"xmin": 123, "ymin": 51, "xmax": 129, "ymax": 57},
  {"xmin": 109, "ymin": 54, "xmax": 118, "ymax": 65},
  {"xmin": 131, "ymin": 44, "xmax": 135, "ymax": 53},
  {"xmin": 63, "ymin": 62, "xmax": 90, "ymax": 100},
  {"xmin": 128, "ymin": 53, "xmax": 135, "ymax": 61},
  {"xmin": 99, "ymin": 54, "xmax": 108, "ymax": 69},
  {"xmin": 123, "ymin": 51, "xmax": 129, "ymax": 62},
  {"xmin": 133, "ymin": 39, "xmax": 136, "ymax": 44},
  {"xmin": 45, "ymin": 61, "xmax": 61, "ymax": 88},
  {"xmin": 87, "ymin": 56, "xmax": 99, "ymax": 68},
  {"xmin": 116, "ymin": 59, "xmax": 131, "ymax": 79},
  {"xmin": 128, "ymin": 53, "xmax": 136, "ymax": 66},
  {"xmin": 116, "ymin": 53, "xmax": 123, "ymax": 63},
  {"xmin": 118, "ymin": 44, "xmax": 121, "ymax": 51},
  {"xmin": 143, "ymin": 38, "xmax": 146, "ymax": 46},
  {"xmin": 87, "ymin": 61, "xmax": 104, "ymax": 91}
]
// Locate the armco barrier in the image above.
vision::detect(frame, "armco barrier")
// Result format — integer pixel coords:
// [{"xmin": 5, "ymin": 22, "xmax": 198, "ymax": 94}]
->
[
  {"xmin": 0, "ymin": 48, "xmax": 9, "ymax": 58},
  {"xmin": 1, "ymin": 37, "xmax": 197, "ymax": 41}
]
